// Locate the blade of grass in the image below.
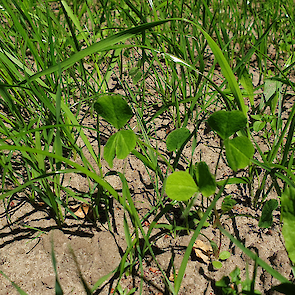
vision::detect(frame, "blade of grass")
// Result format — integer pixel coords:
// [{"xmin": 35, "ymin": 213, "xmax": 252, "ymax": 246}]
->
[
  {"xmin": 116, "ymin": 172, "xmax": 175, "ymax": 294},
  {"xmin": 51, "ymin": 240, "xmax": 64, "ymax": 295},
  {"xmin": 20, "ymin": 20, "xmax": 172, "ymax": 84},
  {"xmin": 0, "ymin": 145, "xmax": 129, "ymax": 210},
  {"xmin": 174, "ymin": 181, "xmax": 227, "ymax": 293},
  {"xmin": 218, "ymin": 226, "xmax": 289, "ymax": 283},
  {"xmin": 0, "ymin": 270, "xmax": 29, "ymax": 295}
]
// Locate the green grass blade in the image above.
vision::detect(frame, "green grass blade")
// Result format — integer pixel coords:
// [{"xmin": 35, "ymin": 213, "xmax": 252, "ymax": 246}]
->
[
  {"xmin": 21, "ymin": 20, "xmax": 171, "ymax": 84},
  {"xmin": 116, "ymin": 172, "xmax": 175, "ymax": 294},
  {"xmin": 51, "ymin": 241, "xmax": 64, "ymax": 295},
  {"xmin": 218, "ymin": 226, "xmax": 289, "ymax": 283},
  {"xmin": 0, "ymin": 270, "xmax": 29, "ymax": 295},
  {"xmin": 0, "ymin": 145, "xmax": 121, "ymax": 204},
  {"xmin": 174, "ymin": 181, "xmax": 227, "ymax": 293},
  {"xmin": 197, "ymin": 27, "xmax": 246, "ymax": 116}
]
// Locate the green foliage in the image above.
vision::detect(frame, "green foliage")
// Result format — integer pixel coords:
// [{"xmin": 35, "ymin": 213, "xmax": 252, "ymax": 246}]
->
[
  {"xmin": 0, "ymin": 0, "xmax": 295, "ymax": 294},
  {"xmin": 104, "ymin": 130, "xmax": 137, "ymax": 168},
  {"xmin": 237, "ymin": 66, "xmax": 254, "ymax": 106},
  {"xmin": 0, "ymin": 271, "xmax": 29, "ymax": 295},
  {"xmin": 207, "ymin": 110, "xmax": 254, "ymax": 171},
  {"xmin": 219, "ymin": 251, "xmax": 231, "ymax": 260},
  {"xmin": 51, "ymin": 241, "xmax": 64, "ymax": 295},
  {"xmin": 166, "ymin": 127, "xmax": 190, "ymax": 151},
  {"xmin": 216, "ymin": 267, "xmax": 261, "ymax": 295},
  {"xmin": 165, "ymin": 171, "xmax": 198, "ymax": 201},
  {"xmin": 281, "ymin": 186, "xmax": 295, "ymax": 264},
  {"xmin": 194, "ymin": 161, "xmax": 216, "ymax": 197},
  {"xmin": 221, "ymin": 196, "xmax": 237, "ymax": 213},
  {"xmin": 94, "ymin": 95, "xmax": 133, "ymax": 129},
  {"xmin": 224, "ymin": 136, "xmax": 254, "ymax": 171},
  {"xmin": 212, "ymin": 260, "xmax": 223, "ymax": 269},
  {"xmin": 212, "ymin": 251, "xmax": 231, "ymax": 269},
  {"xmin": 258, "ymin": 199, "xmax": 278, "ymax": 228},
  {"xmin": 208, "ymin": 110, "xmax": 247, "ymax": 140}
]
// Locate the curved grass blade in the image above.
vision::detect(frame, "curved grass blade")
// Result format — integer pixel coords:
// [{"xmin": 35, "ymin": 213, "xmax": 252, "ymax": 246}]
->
[
  {"xmin": 0, "ymin": 270, "xmax": 29, "ymax": 295},
  {"xmin": 0, "ymin": 145, "xmax": 122, "ymax": 205},
  {"xmin": 20, "ymin": 20, "xmax": 171, "ymax": 84},
  {"xmin": 51, "ymin": 240, "xmax": 64, "ymax": 295},
  {"xmin": 197, "ymin": 27, "xmax": 246, "ymax": 116},
  {"xmin": 218, "ymin": 226, "xmax": 289, "ymax": 284},
  {"xmin": 174, "ymin": 181, "xmax": 227, "ymax": 293}
]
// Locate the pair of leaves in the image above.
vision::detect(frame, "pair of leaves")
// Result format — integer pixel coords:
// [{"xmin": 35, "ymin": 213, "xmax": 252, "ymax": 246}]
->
[
  {"xmin": 208, "ymin": 110, "xmax": 254, "ymax": 171},
  {"xmin": 165, "ymin": 162, "xmax": 216, "ymax": 201},
  {"xmin": 94, "ymin": 95, "xmax": 136, "ymax": 167}
]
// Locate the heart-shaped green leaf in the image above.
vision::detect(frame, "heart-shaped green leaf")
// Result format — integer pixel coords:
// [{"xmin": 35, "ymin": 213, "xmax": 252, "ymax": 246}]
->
[
  {"xmin": 166, "ymin": 127, "xmax": 190, "ymax": 151},
  {"xmin": 224, "ymin": 136, "xmax": 254, "ymax": 171},
  {"xmin": 104, "ymin": 130, "xmax": 137, "ymax": 167},
  {"xmin": 104, "ymin": 133, "xmax": 118, "ymax": 168},
  {"xmin": 165, "ymin": 171, "xmax": 198, "ymax": 201},
  {"xmin": 208, "ymin": 110, "xmax": 247, "ymax": 139},
  {"xmin": 195, "ymin": 161, "xmax": 216, "ymax": 197},
  {"xmin": 94, "ymin": 94, "xmax": 133, "ymax": 129},
  {"xmin": 116, "ymin": 130, "xmax": 137, "ymax": 159}
]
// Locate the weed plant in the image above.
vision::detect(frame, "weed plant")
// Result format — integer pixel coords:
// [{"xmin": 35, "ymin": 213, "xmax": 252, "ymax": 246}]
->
[{"xmin": 0, "ymin": 0, "xmax": 295, "ymax": 294}]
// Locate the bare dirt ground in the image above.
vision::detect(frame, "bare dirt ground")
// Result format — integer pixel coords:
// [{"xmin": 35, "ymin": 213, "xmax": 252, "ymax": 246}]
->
[{"xmin": 0, "ymin": 48, "xmax": 294, "ymax": 295}]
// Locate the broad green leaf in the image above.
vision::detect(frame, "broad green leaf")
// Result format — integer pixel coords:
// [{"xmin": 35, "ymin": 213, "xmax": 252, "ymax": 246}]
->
[
  {"xmin": 166, "ymin": 127, "xmax": 190, "ymax": 151},
  {"xmin": 264, "ymin": 79, "xmax": 277, "ymax": 103},
  {"xmin": 230, "ymin": 267, "xmax": 241, "ymax": 285},
  {"xmin": 94, "ymin": 95, "xmax": 133, "ymax": 129},
  {"xmin": 221, "ymin": 195, "xmax": 237, "ymax": 213},
  {"xmin": 212, "ymin": 260, "xmax": 223, "ymax": 269},
  {"xmin": 165, "ymin": 171, "xmax": 198, "ymax": 201},
  {"xmin": 104, "ymin": 130, "xmax": 137, "ymax": 168},
  {"xmin": 195, "ymin": 161, "xmax": 216, "ymax": 197},
  {"xmin": 281, "ymin": 186, "xmax": 295, "ymax": 264},
  {"xmin": 224, "ymin": 136, "xmax": 254, "ymax": 171},
  {"xmin": 253, "ymin": 121, "xmax": 266, "ymax": 132},
  {"xmin": 258, "ymin": 199, "xmax": 278, "ymax": 228},
  {"xmin": 104, "ymin": 133, "xmax": 118, "ymax": 168},
  {"xmin": 216, "ymin": 276, "xmax": 231, "ymax": 289},
  {"xmin": 116, "ymin": 130, "xmax": 137, "ymax": 159},
  {"xmin": 219, "ymin": 251, "xmax": 231, "ymax": 260},
  {"xmin": 208, "ymin": 110, "xmax": 247, "ymax": 139}
]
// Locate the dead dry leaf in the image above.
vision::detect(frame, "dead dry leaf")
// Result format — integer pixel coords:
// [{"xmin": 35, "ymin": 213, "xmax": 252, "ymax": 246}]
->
[
  {"xmin": 192, "ymin": 240, "xmax": 213, "ymax": 263},
  {"xmin": 70, "ymin": 203, "xmax": 90, "ymax": 219}
]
